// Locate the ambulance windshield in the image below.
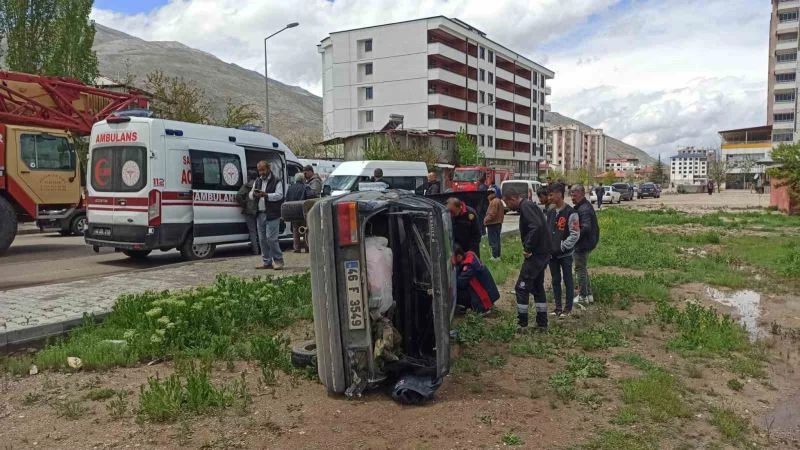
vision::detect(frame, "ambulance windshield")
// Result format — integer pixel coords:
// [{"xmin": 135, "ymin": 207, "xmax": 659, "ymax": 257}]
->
[{"xmin": 90, "ymin": 146, "xmax": 147, "ymax": 192}]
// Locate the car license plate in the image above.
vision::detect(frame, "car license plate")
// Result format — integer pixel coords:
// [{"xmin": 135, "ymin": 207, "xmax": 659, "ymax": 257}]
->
[
  {"xmin": 345, "ymin": 260, "xmax": 365, "ymax": 330},
  {"xmin": 94, "ymin": 227, "xmax": 111, "ymax": 237}
]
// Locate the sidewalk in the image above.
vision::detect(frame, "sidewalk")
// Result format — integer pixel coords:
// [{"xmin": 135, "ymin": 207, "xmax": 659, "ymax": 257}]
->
[{"xmin": 1, "ymin": 219, "xmax": 522, "ymax": 349}]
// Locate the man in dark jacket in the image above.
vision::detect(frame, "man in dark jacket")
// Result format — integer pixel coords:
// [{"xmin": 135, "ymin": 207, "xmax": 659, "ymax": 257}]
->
[
  {"xmin": 453, "ymin": 245, "xmax": 500, "ymax": 313},
  {"xmin": 447, "ymin": 198, "xmax": 482, "ymax": 258},
  {"xmin": 303, "ymin": 165, "xmax": 323, "ymax": 198},
  {"xmin": 286, "ymin": 172, "xmax": 309, "ymax": 253},
  {"xmin": 424, "ymin": 172, "xmax": 441, "ymax": 195},
  {"xmin": 503, "ymin": 184, "xmax": 552, "ymax": 332},
  {"xmin": 235, "ymin": 170, "xmax": 260, "ymax": 255},
  {"xmin": 250, "ymin": 161, "xmax": 284, "ymax": 270},
  {"xmin": 570, "ymin": 184, "xmax": 600, "ymax": 306},
  {"xmin": 595, "ymin": 183, "xmax": 605, "ymax": 209},
  {"xmin": 546, "ymin": 183, "xmax": 580, "ymax": 317}
]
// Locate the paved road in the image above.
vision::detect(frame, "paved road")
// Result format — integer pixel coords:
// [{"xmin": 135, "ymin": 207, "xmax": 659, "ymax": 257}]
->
[{"xmin": 0, "ymin": 232, "xmax": 257, "ymax": 291}]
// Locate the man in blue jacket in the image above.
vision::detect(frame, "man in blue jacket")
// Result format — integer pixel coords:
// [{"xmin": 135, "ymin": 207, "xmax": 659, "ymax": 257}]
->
[
  {"xmin": 452, "ymin": 245, "xmax": 500, "ymax": 313},
  {"xmin": 569, "ymin": 184, "xmax": 600, "ymax": 306},
  {"xmin": 546, "ymin": 183, "xmax": 580, "ymax": 317}
]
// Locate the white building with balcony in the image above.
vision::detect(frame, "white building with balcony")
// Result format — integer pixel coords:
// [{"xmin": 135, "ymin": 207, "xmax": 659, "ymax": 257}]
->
[
  {"xmin": 670, "ymin": 147, "xmax": 712, "ymax": 184},
  {"xmin": 769, "ymin": 0, "xmax": 800, "ymax": 143},
  {"xmin": 318, "ymin": 16, "xmax": 554, "ymax": 176}
]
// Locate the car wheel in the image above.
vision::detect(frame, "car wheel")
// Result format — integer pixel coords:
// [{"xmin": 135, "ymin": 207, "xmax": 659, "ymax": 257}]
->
[
  {"xmin": 71, "ymin": 214, "xmax": 88, "ymax": 236},
  {"xmin": 123, "ymin": 250, "xmax": 152, "ymax": 260},
  {"xmin": 179, "ymin": 235, "xmax": 216, "ymax": 261},
  {"xmin": 291, "ymin": 340, "xmax": 317, "ymax": 369}
]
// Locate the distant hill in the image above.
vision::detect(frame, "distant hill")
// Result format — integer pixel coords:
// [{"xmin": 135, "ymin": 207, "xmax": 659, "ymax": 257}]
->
[
  {"xmin": 92, "ymin": 24, "xmax": 323, "ymax": 140},
  {"xmin": 546, "ymin": 111, "xmax": 655, "ymax": 165}
]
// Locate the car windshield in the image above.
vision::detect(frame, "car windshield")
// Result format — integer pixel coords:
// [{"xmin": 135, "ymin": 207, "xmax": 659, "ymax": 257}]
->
[
  {"xmin": 325, "ymin": 175, "xmax": 359, "ymax": 191},
  {"xmin": 453, "ymin": 170, "xmax": 481, "ymax": 182}
]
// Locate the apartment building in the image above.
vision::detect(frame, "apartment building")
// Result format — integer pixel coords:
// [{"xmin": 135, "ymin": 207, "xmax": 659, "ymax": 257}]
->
[
  {"xmin": 318, "ymin": 16, "xmax": 554, "ymax": 176},
  {"xmin": 769, "ymin": 0, "xmax": 800, "ymax": 143},
  {"xmin": 717, "ymin": 125, "xmax": 772, "ymax": 189},
  {"xmin": 547, "ymin": 125, "xmax": 606, "ymax": 172},
  {"xmin": 605, "ymin": 158, "xmax": 641, "ymax": 172},
  {"xmin": 670, "ymin": 147, "xmax": 711, "ymax": 184}
]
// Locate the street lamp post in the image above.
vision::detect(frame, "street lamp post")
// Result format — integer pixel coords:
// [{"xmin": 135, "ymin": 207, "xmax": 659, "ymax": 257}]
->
[{"xmin": 264, "ymin": 22, "xmax": 299, "ymax": 134}]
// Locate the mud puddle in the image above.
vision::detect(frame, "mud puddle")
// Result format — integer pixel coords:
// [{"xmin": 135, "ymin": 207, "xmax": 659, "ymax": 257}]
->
[{"xmin": 704, "ymin": 286, "xmax": 762, "ymax": 340}]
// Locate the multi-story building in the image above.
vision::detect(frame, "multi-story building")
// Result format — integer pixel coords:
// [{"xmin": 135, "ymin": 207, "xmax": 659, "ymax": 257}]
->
[
  {"xmin": 605, "ymin": 158, "xmax": 640, "ymax": 172},
  {"xmin": 669, "ymin": 147, "xmax": 711, "ymax": 184},
  {"xmin": 769, "ymin": 0, "xmax": 800, "ymax": 143},
  {"xmin": 547, "ymin": 125, "xmax": 606, "ymax": 172},
  {"xmin": 717, "ymin": 125, "xmax": 773, "ymax": 189},
  {"xmin": 318, "ymin": 16, "xmax": 554, "ymax": 177}
]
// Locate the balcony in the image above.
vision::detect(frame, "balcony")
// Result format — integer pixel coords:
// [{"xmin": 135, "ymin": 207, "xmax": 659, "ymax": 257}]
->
[
  {"xmin": 775, "ymin": 59, "xmax": 798, "ymax": 71},
  {"xmin": 545, "ymin": 86, "xmax": 552, "ymax": 95},
  {"xmin": 544, "ymin": 103, "xmax": 552, "ymax": 111},
  {"xmin": 773, "ymin": 99, "xmax": 796, "ymax": 111},
  {"xmin": 778, "ymin": 20, "xmax": 799, "ymax": 33},
  {"xmin": 777, "ymin": 40, "xmax": 798, "ymax": 51},
  {"xmin": 428, "ymin": 79, "xmax": 476, "ymax": 102},
  {"xmin": 776, "ymin": 78, "xmax": 797, "ymax": 89},
  {"xmin": 428, "ymin": 68, "xmax": 467, "ymax": 87},
  {"xmin": 773, "ymin": 119, "xmax": 795, "ymax": 130},
  {"xmin": 428, "ymin": 54, "xmax": 477, "ymax": 80},
  {"xmin": 778, "ymin": 0, "xmax": 800, "ymax": 10},
  {"xmin": 428, "ymin": 42, "xmax": 466, "ymax": 63}
]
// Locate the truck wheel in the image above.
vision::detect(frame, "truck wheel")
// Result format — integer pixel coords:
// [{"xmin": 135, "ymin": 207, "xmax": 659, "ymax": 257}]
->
[
  {"xmin": 291, "ymin": 340, "xmax": 317, "ymax": 369},
  {"xmin": 0, "ymin": 197, "xmax": 18, "ymax": 255},
  {"xmin": 179, "ymin": 236, "xmax": 216, "ymax": 261},
  {"xmin": 70, "ymin": 214, "xmax": 88, "ymax": 236},
  {"xmin": 123, "ymin": 250, "xmax": 152, "ymax": 260}
]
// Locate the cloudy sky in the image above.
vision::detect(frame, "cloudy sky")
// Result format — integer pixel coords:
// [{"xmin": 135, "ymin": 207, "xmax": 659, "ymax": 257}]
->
[{"xmin": 92, "ymin": 0, "xmax": 771, "ymax": 157}]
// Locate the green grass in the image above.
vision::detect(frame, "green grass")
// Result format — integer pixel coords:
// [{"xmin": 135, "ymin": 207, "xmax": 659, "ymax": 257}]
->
[
  {"xmin": 710, "ymin": 408, "xmax": 750, "ymax": 443},
  {"xmin": 52, "ymin": 398, "xmax": 88, "ymax": 420},
  {"xmin": 481, "ymin": 237, "xmax": 523, "ymax": 284},
  {"xmin": 564, "ymin": 353, "xmax": 607, "ymax": 378},
  {"xmin": 592, "ymin": 274, "xmax": 670, "ymax": 306},
  {"xmin": 726, "ymin": 354, "xmax": 765, "ymax": 379},
  {"xmin": 579, "ymin": 429, "xmax": 659, "ymax": 450},
  {"xmin": 86, "ymin": 388, "xmax": 126, "ymax": 401},
  {"xmin": 509, "ymin": 337, "xmax": 557, "ymax": 361},
  {"xmin": 620, "ymin": 370, "xmax": 691, "ymax": 422},
  {"xmin": 501, "ymin": 431, "xmax": 524, "ymax": 446},
  {"xmin": 453, "ymin": 310, "xmax": 516, "ymax": 347},
  {"xmin": 613, "ymin": 353, "xmax": 657, "ymax": 372},
  {"xmin": 726, "ymin": 379, "xmax": 744, "ymax": 391},
  {"xmin": 575, "ymin": 324, "xmax": 627, "ymax": 351},
  {"xmin": 610, "ymin": 406, "xmax": 640, "ymax": 425},
  {"xmin": 655, "ymin": 301, "xmax": 750, "ymax": 355}
]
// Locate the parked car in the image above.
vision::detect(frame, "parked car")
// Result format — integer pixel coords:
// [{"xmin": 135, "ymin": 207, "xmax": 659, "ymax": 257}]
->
[
  {"xmin": 294, "ymin": 190, "xmax": 454, "ymax": 404},
  {"xmin": 612, "ymin": 183, "xmax": 635, "ymax": 201},
  {"xmin": 590, "ymin": 186, "xmax": 622, "ymax": 204},
  {"xmin": 638, "ymin": 182, "xmax": 661, "ymax": 199}
]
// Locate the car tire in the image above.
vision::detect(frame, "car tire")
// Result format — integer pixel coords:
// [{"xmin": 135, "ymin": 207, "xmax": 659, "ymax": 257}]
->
[
  {"xmin": 179, "ymin": 235, "xmax": 216, "ymax": 261},
  {"xmin": 123, "ymin": 250, "xmax": 152, "ymax": 260},
  {"xmin": 70, "ymin": 214, "xmax": 88, "ymax": 236},
  {"xmin": 291, "ymin": 340, "xmax": 317, "ymax": 369},
  {"xmin": 281, "ymin": 201, "xmax": 306, "ymax": 223}
]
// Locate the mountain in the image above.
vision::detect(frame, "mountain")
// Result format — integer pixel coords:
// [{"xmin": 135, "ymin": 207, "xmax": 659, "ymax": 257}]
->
[
  {"xmin": 545, "ymin": 111, "xmax": 655, "ymax": 165},
  {"xmin": 92, "ymin": 24, "xmax": 322, "ymax": 140}
]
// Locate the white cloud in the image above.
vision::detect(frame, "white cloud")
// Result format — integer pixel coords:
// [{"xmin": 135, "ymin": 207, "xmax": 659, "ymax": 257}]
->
[{"xmin": 91, "ymin": 0, "xmax": 771, "ymax": 157}]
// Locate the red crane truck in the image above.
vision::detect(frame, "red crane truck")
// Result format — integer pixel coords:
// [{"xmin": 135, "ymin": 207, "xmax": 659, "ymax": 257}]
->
[{"xmin": 451, "ymin": 165, "xmax": 514, "ymax": 192}]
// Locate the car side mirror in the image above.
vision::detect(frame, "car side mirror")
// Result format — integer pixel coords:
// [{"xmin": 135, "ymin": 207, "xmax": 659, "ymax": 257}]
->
[{"xmin": 322, "ymin": 185, "xmax": 332, "ymax": 197}]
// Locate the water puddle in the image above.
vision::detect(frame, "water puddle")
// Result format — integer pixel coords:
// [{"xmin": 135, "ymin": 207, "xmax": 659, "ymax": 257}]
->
[{"xmin": 704, "ymin": 287, "xmax": 762, "ymax": 340}]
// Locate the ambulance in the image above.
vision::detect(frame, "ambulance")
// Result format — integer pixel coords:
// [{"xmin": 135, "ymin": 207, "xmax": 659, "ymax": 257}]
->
[{"xmin": 84, "ymin": 115, "xmax": 302, "ymax": 260}]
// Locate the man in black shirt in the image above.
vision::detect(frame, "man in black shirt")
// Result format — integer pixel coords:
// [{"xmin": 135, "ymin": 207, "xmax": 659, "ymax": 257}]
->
[
  {"xmin": 447, "ymin": 198, "xmax": 482, "ymax": 258},
  {"xmin": 503, "ymin": 184, "xmax": 552, "ymax": 332}
]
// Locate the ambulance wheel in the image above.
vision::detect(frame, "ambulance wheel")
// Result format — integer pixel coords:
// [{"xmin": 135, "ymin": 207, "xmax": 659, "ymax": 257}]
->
[
  {"xmin": 291, "ymin": 340, "xmax": 317, "ymax": 369},
  {"xmin": 70, "ymin": 214, "xmax": 88, "ymax": 236},
  {"xmin": 123, "ymin": 250, "xmax": 152, "ymax": 260},
  {"xmin": 0, "ymin": 196, "xmax": 18, "ymax": 255},
  {"xmin": 180, "ymin": 236, "xmax": 216, "ymax": 261}
]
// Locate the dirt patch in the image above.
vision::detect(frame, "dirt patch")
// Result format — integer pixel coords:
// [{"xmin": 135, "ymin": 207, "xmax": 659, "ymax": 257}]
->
[{"xmin": 647, "ymin": 223, "xmax": 787, "ymax": 238}]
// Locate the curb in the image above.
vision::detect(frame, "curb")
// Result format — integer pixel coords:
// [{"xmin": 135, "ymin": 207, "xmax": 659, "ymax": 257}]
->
[
  {"xmin": 17, "ymin": 228, "xmax": 42, "ymax": 236},
  {"xmin": 0, "ymin": 312, "xmax": 110, "ymax": 352}
]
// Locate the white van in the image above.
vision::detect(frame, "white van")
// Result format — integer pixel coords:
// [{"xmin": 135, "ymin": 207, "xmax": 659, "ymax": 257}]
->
[
  {"xmin": 85, "ymin": 116, "xmax": 302, "ymax": 260},
  {"xmin": 299, "ymin": 158, "xmax": 339, "ymax": 181},
  {"xmin": 324, "ymin": 160, "xmax": 428, "ymax": 196},
  {"xmin": 501, "ymin": 179, "xmax": 542, "ymax": 207}
]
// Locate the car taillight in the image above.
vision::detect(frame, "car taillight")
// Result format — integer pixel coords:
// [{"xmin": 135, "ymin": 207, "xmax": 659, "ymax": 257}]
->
[
  {"xmin": 336, "ymin": 202, "xmax": 358, "ymax": 246},
  {"xmin": 148, "ymin": 189, "xmax": 162, "ymax": 226}
]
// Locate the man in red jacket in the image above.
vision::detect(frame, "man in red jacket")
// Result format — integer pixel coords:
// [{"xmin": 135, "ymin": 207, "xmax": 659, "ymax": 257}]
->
[{"xmin": 452, "ymin": 245, "xmax": 500, "ymax": 313}]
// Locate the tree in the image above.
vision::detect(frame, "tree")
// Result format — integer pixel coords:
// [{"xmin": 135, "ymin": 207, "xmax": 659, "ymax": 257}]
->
[
  {"xmin": 708, "ymin": 156, "xmax": 727, "ymax": 190},
  {"xmin": 455, "ymin": 127, "xmax": 481, "ymax": 166},
  {"xmin": 650, "ymin": 156, "xmax": 667, "ymax": 184},
  {"xmin": 0, "ymin": 0, "xmax": 97, "ymax": 83},
  {"xmin": 740, "ymin": 157, "xmax": 756, "ymax": 191},
  {"xmin": 221, "ymin": 99, "xmax": 260, "ymax": 129},
  {"xmin": 769, "ymin": 142, "xmax": 800, "ymax": 200},
  {"xmin": 602, "ymin": 171, "xmax": 617, "ymax": 186},
  {"xmin": 144, "ymin": 70, "xmax": 212, "ymax": 124},
  {"xmin": 361, "ymin": 133, "xmax": 439, "ymax": 168}
]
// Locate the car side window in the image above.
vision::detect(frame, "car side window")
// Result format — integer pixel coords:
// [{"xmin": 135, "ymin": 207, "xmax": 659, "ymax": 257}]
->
[{"xmin": 190, "ymin": 150, "xmax": 242, "ymax": 191}]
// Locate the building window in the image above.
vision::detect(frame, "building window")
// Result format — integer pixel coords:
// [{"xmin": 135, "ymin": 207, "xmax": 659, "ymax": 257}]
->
[
  {"xmin": 532, "ymin": 127, "xmax": 536, "ymax": 138},
  {"xmin": 532, "ymin": 107, "xmax": 538, "ymax": 119},
  {"xmin": 488, "ymin": 136, "xmax": 494, "ymax": 147},
  {"xmin": 488, "ymin": 72, "xmax": 494, "ymax": 85},
  {"xmin": 776, "ymin": 52, "xmax": 797, "ymax": 62},
  {"xmin": 540, "ymin": 92, "xmax": 545, "ymax": 104},
  {"xmin": 480, "ymin": 113, "xmax": 485, "ymax": 125},
  {"xmin": 364, "ymin": 39, "xmax": 373, "ymax": 52},
  {"xmin": 779, "ymin": 11, "xmax": 799, "ymax": 22},
  {"xmin": 365, "ymin": 86, "xmax": 373, "ymax": 100},
  {"xmin": 775, "ymin": 112, "xmax": 795, "ymax": 122},
  {"xmin": 480, "ymin": 90, "xmax": 485, "ymax": 104},
  {"xmin": 480, "ymin": 46, "xmax": 485, "ymax": 59},
  {"xmin": 365, "ymin": 63, "xmax": 373, "ymax": 75},
  {"xmin": 480, "ymin": 134, "xmax": 485, "ymax": 146},
  {"xmin": 540, "ymin": 109, "xmax": 545, "ymax": 122},
  {"xmin": 774, "ymin": 132, "xmax": 793, "ymax": 142},
  {"xmin": 488, "ymin": 93, "xmax": 494, "ymax": 104},
  {"xmin": 365, "ymin": 110, "xmax": 373, "ymax": 123},
  {"xmin": 778, "ymin": 32, "xmax": 798, "ymax": 42},
  {"xmin": 488, "ymin": 50, "xmax": 494, "ymax": 63},
  {"xmin": 480, "ymin": 69, "xmax": 485, "ymax": 81},
  {"xmin": 777, "ymin": 73, "xmax": 795, "ymax": 83},
  {"xmin": 488, "ymin": 115, "xmax": 494, "ymax": 126},
  {"xmin": 775, "ymin": 92, "xmax": 796, "ymax": 102}
]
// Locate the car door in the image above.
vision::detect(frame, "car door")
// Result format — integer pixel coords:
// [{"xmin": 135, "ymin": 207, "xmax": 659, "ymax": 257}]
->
[{"xmin": 190, "ymin": 146, "xmax": 248, "ymax": 244}]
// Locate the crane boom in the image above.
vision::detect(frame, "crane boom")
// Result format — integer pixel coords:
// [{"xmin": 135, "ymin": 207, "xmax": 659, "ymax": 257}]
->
[{"xmin": 0, "ymin": 71, "xmax": 148, "ymax": 135}]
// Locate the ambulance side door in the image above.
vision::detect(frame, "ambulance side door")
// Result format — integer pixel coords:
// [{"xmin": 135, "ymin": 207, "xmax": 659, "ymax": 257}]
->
[{"xmin": 189, "ymin": 144, "xmax": 248, "ymax": 244}]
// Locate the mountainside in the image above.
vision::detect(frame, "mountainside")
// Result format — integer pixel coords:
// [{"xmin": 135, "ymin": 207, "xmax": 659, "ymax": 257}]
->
[
  {"xmin": 545, "ymin": 112, "xmax": 655, "ymax": 165},
  {"xmin": 92, "ymin": 24, "xmax": 322, "ymax": 140}
]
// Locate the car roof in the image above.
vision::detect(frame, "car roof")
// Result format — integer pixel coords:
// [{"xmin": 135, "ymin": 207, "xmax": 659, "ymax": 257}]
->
[{"xmin": 330, "ymin": 160, "xmax": 427, "ymax": 175}]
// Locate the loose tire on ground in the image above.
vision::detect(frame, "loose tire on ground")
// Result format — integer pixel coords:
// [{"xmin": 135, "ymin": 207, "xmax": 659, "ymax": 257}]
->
[
  {"xmin": 179, "ymin": 235, "xmax": 216, "ymax": 261},
  {"xmin": 291, "ymin": 340, "xmax": 317, "ymax": 369},
  {"xmin": 71, "ymin": 214, "xmax": 88, "ymax": 236},
  {"xmin": 0, "ymin": 196, "xmax": 18, "ymax": 255},
  {"xmin": 281, "ymin": 200, "xmax": 306, "ymax": 222},
  {"xmin": 123, "ymin": 250, "xmax": 152, "ymax": 260}
]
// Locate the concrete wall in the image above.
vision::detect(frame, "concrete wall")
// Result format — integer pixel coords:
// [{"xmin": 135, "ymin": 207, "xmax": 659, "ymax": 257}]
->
[{"xmin": 770, "ymin": 178, "xmax": 798, "ymax": 214}]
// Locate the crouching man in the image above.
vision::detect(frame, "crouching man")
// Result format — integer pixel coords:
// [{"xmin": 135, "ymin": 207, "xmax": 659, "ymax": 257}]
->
[{"xmin": 452, "ymin": 245, "xmax": 500, "ymax": 314}]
